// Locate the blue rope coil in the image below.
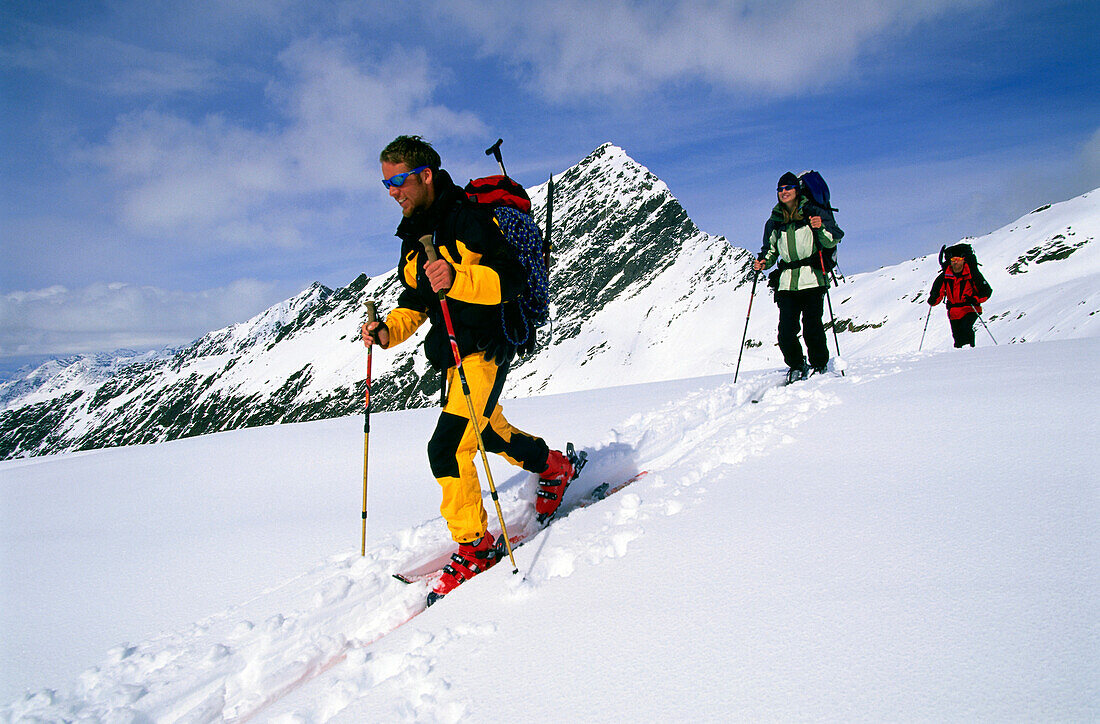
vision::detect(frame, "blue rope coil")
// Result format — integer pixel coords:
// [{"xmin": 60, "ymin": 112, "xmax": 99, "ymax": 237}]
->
[{"xmin": 495, "ymin": 206, "xmax": 549, "ymax": 347}]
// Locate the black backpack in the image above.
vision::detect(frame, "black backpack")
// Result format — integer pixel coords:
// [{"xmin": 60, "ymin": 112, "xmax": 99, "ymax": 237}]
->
[{"xmin": 940, "ymin": 243, "xmax": 992, "ymax": 296}]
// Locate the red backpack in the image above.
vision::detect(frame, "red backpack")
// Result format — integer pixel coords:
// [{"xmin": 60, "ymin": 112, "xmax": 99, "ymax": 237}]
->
[{"xmin": 465, "ymin": 174, "xmax": 532, "ymax": 213}]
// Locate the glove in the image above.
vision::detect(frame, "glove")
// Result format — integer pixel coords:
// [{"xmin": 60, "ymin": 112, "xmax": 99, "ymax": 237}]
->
[
  {"xmin": 479, "ymin": 334, "xmax": 515, "ymax": 366},
  {"xmin": 362, "ymin": 321, "xmax": 388, "ymax": 347}
]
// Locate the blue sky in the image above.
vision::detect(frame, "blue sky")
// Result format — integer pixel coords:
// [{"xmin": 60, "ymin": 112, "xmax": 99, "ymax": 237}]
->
[{"xmin": 1, "ymin": 0, "xmax": 1097, "ymax": 372}]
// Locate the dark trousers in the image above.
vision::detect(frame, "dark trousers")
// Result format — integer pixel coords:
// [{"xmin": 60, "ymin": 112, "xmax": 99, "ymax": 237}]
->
[
  {"xmin": 949, "ymin": 313, "xmax": 977, "ymax": 348},
  {"xmin": 775, "ymin": 288, "xmax": 829, "ymax": 369}
]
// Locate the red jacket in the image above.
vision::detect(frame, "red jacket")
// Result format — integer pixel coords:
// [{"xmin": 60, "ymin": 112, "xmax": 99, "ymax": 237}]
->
[{"xmin": 929, "ymin": 263, "xmax": 992, "ymax": 320}]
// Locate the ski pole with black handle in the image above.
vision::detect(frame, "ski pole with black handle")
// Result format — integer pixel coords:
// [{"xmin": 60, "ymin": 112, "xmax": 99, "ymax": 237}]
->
[
  {"xmin": 361, "ymin": 301, "xmax": 376, "ymax": 556},
  {"xmin": 419, "ymin": 234, "xmax": 519, "ymax": 574},
  {"xmin": 734, "ymin": 267, "xmax": 762, "ymax": 383},
  {"xmin": 485, "ymin": 138, "xmax": 508, "ymax": 178}
]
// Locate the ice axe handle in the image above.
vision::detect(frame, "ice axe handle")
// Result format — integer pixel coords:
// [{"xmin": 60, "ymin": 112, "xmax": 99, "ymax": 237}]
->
[{"xmin": 485, "ymin": 138, "xmax": 507, "ymax": 177}]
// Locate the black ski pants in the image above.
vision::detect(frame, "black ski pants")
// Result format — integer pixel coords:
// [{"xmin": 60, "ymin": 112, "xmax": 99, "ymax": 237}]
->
[
  {"xmin": 949, "ymin": 312, "xmax": 977, "ymax": 348},
  {"xmin": 775, "ymin": 287, "xmax": 830, "ymax": 369}
]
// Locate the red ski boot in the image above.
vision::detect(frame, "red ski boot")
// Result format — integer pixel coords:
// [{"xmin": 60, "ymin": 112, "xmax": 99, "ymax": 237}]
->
[
  {"xmin": 535, "ymin": 448, "xmax": 579, "ymax": 524},
  {"xmin": 426, "ymin": 533, "xmax": 502, "ymax": 606}
]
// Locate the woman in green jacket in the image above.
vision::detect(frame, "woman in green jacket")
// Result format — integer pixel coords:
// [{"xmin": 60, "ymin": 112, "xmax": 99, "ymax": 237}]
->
[{"xmin": 753, "ymin": 172, "xmax": 843, "ymax": 383}]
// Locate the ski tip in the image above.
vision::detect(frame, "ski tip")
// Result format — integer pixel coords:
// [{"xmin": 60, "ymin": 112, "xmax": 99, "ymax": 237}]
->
[
  {"xmin": 426, "ymin": 591, "xmax": 444, "ymax": 607},
  {"xmin": 393, "ymin": 572, "xmax": 414, "ymax": 584}
]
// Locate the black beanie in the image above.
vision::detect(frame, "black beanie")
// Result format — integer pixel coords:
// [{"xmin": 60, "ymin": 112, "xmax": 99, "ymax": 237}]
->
[
  {"xmin": 777, "ymin": 172, "xmax": 799, "ymax": 189},
  {"xmin": 945, "ymin": 243, "xmax": 971, "ymax": 260}
]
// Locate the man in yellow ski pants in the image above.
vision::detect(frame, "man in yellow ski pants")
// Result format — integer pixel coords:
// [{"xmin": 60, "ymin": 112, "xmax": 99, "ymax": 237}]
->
[{"xmin": 362, "ymin": 136, "xmax": 575, "ymax": 601}]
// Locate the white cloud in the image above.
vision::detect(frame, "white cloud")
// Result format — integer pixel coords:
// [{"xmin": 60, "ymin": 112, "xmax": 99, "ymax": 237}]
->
[
  {"xmin": 83, "ymin": 35, "xmax": 486, "ymax": 247},
  {"xmin": 0, "ymin": 22, "xmax": 228, "ymax": 96},
  {"xmin": 434, "ymin": 0, "xmax": 987, "ymax": 100},
  {"xmin": 0, "ymin": 280, "xmax": 286, "ymax": 358},
  {"xmin": 274, "ymin": 37, "xmax": 486, "ymax": 189}
]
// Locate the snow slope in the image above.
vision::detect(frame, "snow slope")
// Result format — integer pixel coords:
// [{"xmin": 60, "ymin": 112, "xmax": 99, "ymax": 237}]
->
[
  {"xmin": 3, "ymin": 337, "xmax": 1097, "ymax": 720},
  {"xmin": 827, "ymin": 189, "xmax": 1100, "ymax": 357}
]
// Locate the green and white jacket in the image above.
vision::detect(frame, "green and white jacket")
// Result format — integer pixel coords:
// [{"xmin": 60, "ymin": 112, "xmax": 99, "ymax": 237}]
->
[{"xmin": 759, "ymin": 197, "xmax": 843, "ymax": 292}]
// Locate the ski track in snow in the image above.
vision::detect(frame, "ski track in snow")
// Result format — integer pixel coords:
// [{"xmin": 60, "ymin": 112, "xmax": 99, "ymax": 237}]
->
[{"xmin": 4, "ymin": 360, "xmax": 905, "ymax": 723}]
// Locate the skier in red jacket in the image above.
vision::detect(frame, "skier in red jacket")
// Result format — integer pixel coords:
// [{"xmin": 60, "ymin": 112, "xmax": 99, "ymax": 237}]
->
[{"xmin": 928, "ymin": 243, "xmax": 993, "ymax": 348}]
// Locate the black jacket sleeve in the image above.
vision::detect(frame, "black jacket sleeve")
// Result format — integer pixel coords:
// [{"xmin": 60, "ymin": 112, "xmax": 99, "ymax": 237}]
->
[
  {"xmin": 760, "ymin": 218, "xmax": 777, "ymax": 260},
  {"xmin": 929, "ymin": 272, "xmax": 945, "ymax": 306},
  {"xmin": 448, "ymin": 204, "xmax": 526, "ymax": 304}
]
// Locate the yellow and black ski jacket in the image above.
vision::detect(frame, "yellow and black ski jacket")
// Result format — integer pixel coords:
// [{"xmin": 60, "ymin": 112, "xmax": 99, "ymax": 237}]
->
[{"xmin": 385, "ymin": 169, "xmax": 526, "ymax": 370}]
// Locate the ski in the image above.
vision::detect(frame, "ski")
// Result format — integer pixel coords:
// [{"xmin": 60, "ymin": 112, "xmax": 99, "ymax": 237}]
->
[
  {"xmin": 751, "ymin": 378, "xmax": 785, "ymax": 403},
  {"xmin": 392, "ymin": 466, "xmax": 649, "ymax": 586},
  {"xmin": 222, "ymin": 464, "xmax": 648, "ymax": 721},
  {"xmin": 585, "ymin": 470, "xmax": 648, "ymax": 504}
]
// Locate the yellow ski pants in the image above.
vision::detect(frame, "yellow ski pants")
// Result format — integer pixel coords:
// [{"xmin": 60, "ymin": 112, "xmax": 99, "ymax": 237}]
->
[{"xmin": 427, "ymin": 353, "xmax": 549, "ymax": 543}]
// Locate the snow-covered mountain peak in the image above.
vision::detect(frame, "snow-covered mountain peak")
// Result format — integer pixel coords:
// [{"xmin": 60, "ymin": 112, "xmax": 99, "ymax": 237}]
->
[
  {"xmin": 0, "ymin": 348, "xmax": 174, "ymax": 410},
  {"xmin": 186, "ymin": 282, "xmax": 334, "ymax": 359},
  {"xmin": 553, "ymin": 141, "xmax": 671, "ymax": 210},
  {"xmin": 979, "ymin": 190, "xmax": 1097, "ymax": 280}
]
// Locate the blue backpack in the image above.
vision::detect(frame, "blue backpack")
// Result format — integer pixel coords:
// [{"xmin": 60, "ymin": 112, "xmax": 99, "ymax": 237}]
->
[
  {"xmin": 464, "ymin": 176, "xmax": 550, "ymax": 356},
  {"xmin": 799, "ymin": 169, "xmax": 841, "ymax": 276},
  {"xmin": 798, "ymin": 169, "xmax": 837, "ymax": 212}
]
